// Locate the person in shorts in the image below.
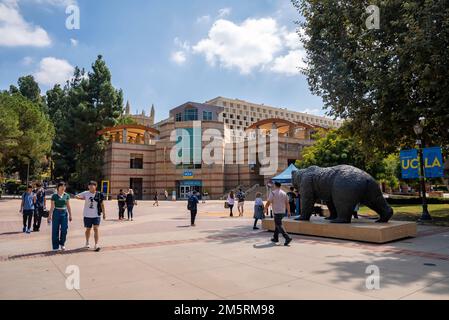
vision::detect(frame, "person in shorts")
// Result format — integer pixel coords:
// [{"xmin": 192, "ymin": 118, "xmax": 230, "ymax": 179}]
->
[
  {"xmin": 236, "ymin": 188, "xmax": 246, "ymax": 217},
  {"xmin": 76, "ymin": 181, "xmax": 106, "ymax": 252}
]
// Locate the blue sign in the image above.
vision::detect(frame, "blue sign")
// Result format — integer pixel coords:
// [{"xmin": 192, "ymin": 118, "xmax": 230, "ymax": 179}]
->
[
  {"xmin": 183, "ymin": 171, "xmax": 194, "ymax": 179},
  {"xmin": 179, "ymin": 180, "xmax": 202, "ymax": 187},
  {"xmin": 400, "ymin": 149, "xmax": 419, "ymax": 179},
  {"xmin": 423, "ymin": 147, "xmax": 444, "ymax": 178}
]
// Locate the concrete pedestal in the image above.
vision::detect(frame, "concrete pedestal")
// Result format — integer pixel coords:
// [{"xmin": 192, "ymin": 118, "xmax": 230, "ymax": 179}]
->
[{"xmin": 262, "ymin": 216, "xmax": 417, "ymax": 244}]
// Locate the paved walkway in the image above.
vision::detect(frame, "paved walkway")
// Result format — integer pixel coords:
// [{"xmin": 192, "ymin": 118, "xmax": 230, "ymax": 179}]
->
[{"xmin": 1, "ymin": 198, "xmax": 449, "ymax": 300}]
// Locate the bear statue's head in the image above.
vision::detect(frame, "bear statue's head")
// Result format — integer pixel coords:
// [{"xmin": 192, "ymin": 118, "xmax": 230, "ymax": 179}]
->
[{"xmin": 292, "ymin": 169, "xmax": 307, "ymax": 190}]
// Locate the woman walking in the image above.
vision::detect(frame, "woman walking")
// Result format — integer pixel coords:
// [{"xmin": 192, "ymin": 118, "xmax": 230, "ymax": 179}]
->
[
  {"xmin": 126, "ymin": 189, "xmax": 137, "ymax": 221},
  {"xmin": 48, "ymin": 182, "xmax": 72, "ymax": 251},
  {"xmin": 227, "ymin": 191, "xmax": 235, "ymax": 217},
  {"xmin": 153, "ymin": 191, "xmax": 159, "ymax": 207},
  {"xmin": 253, "ymin": 192, "xmax": 265, "ymax": 230}
]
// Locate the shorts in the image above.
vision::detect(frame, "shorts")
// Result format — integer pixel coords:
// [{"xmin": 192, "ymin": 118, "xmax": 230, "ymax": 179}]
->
[
  {"xmin": 238, "ymin": 202, "xmax": 244, "ymax": 208},
  {"xmin": 84, "ymin": 217, "xmax": 101, "ymax": 228}
]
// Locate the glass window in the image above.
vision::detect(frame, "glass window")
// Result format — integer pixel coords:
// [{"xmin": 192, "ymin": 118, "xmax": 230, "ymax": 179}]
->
[
  {"xmin": 203, "ymin": 111, "xmax": 213, "ymax": 121},
  {"xmin": 130, "ymin": 154, "xmax": 143, "ymax": 169},
  {"xmin": 175, "ymin": 113, "xmax": 182, "ymax": 122},
  {"xmin": 184, "ymin": 108, "xmax": 198, "ymax": 121}
]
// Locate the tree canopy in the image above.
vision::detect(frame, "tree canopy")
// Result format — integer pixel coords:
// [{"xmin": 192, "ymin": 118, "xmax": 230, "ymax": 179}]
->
[{"xmin": 293, "ymin": 0, "xmax": 449, "ymax": 154}]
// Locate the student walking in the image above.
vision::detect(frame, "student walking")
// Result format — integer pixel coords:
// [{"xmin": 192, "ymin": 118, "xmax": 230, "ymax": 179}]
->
[
  {"xmin": 227, "ymin": 191, "xmax": 235, "ymax": 217},
  {"xmin": 287, "ymin": 187, "xmax": 297, "ymax": 217},
  {"xmin": 153, "ymin": 192, "xmax": 159, "ymax": 206},
  {"xmin": 48, "ymin": 182, "xmax": 72, "ymax": 251},
  {"xmin": 76, "ymin": 181, "xmax": 106, "ymax": 252},
  {"xmin": 20, "ymin": 185, "xmax": 36, "ymax": 234},
  {"xmin": 253, "ymin": 192, "xmax": 265, "ymax": 230},
  {"xmin": 265, "ymin": 182, "xmax": 292, "ymax": 246},
  {"xmin": 33, "ymin": 183, "xmax": 46, "ymax": 232},
  {"xmin": 117, "ymin": 189, "xmax": 126, "ymax": 220},
  {"xmin": 126, "ymin": 189, "xmax": 137, "ymax": 221},
  {"xmin": 188, "ymin": 191, "xmax": 199, "ymax": 227},
  {"xmin": 236, "ymin": 188, "xmax": 246, "ymax": 217}
]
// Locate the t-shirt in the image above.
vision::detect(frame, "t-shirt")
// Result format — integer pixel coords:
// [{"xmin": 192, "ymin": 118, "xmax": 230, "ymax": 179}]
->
[
  {"xmin": 188, "ymin": 195, "xmax": 199, "ymax": 211},
  {"xmin": 117, "ymin": 193, "xmax": 126, "ymax": 205},
  {"xmin": 35, "ymin": 188, "xmax": 46, "ymax": 208},
  {"xmin": 268, "ymin": 189, "xmax": 288, "ymax": 214},
  {"xmin": 287, "ymin": 191, "xmax": 296, "ymax": 203},
  {"xmin": 78, "ymin": 191, "xmax": 102, "ymax": 218},
  {"xmin": 51, "ymin": 193, "xmax": 70, "ymax": 209},
  {"xmin": 22, "ymin": 192, "xmax": 36, "ymax": 210},
  {"xmin": 236, "ymin": 191, "xmax": 246, "ymax": 202}
]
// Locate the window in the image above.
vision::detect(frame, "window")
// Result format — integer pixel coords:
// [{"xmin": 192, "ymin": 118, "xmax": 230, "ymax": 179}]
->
[
  {"xmin": 202, "ymin": 111, "xmax": 213, "ymax": 121},
  {"xmin": 175, "ymin": 113, "xmax": 182, "ymax": 122},
  {"xmin": 130, "ymin": 154, "xmax": 143, "ymax": 169},
  {"xmin": 175, "ymin": 128, "xmax": 202, "ymax": 170},
  {"xmin": 184, "ymin": 108, "xmax": 198, "ymax": 121}
]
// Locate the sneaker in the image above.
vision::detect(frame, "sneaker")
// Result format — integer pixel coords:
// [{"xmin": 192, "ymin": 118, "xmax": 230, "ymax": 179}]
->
[
  {"xmin": 284, "ymin": 238, "xmax": 292, "ymax": 246},
  {"xmin": 60, "ymin": 246, "xmax": 66, "ymax": 251},
  {"xmin": 84, "ymin": 243, "xmax": 90, "ymax": 249},
  {"xmin": 253, "ymin": 227, "xmax": 259, "ymax": 230},
  {"xmin": 94, "ymin": 246, "xmax": 101, "ymax": 252},
  {"xmin": 26, "ymin": 229, "xmax": 31, "ymax": 234},
  {"xmin": 22, "ymin": 227, "xmax": 26, "ymax": 233},
  {"xmin": 52, "ymin": 248, "xmax": 59, "ymax": 252},
  {"xmin": 270, "ymin": 238, "xmax": 279, "ymax": 243}
]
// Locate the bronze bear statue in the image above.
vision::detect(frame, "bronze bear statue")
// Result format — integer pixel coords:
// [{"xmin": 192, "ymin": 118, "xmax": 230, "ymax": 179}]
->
[{"xmin": 292, "ymin": 165, "xmax": 393, "ymax": 223}]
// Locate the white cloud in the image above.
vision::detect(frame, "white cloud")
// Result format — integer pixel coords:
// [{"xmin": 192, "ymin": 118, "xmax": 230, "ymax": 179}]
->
[
  {"xmin": 171, "ymin": 51, "xmax": 186, "ymax": 65},
  {"xmin": 70, "ymin": 38, "xmax": 78, "ymax": 46},
  {"xmin": 196, "ymin": 15, "xmax": 210, "ymax": 24},
  {"xmin": 34, "ymin": 57, "xmax": 74, "ymax": 86},
  {"xmin": 21, "ymin": 56, "xmax": 34, "ymax": 65},
  {"xmin": 271, "ymin": 49, "xmax": 306, "ymax": 76},
  {"xmin": 193, "ymin": 18, "xmax": 284, "ymax": 74},
  {"xmin": 0, "ymin": 0, "xmax": 51, "ymax": 47},
  {"xmin": 217, "ymin": 7, "xmax": 231, "ymax": 18}
]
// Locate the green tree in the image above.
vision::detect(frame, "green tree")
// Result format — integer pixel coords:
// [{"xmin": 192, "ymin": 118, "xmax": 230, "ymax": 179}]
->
[
  {"xmin": 292, "ymin": 0, "xmax": 449, "ymax": 154},
  {"xmin": 295, "ymin": 128, "xmax": 385, "ymax": 178},
  {"xmin": 0, "ymin": 92, "xmax": 54, "ymax": 181},
  {"xmin": 49, "ymin": 56, "xmax": 123, "ymax": 189},
  {"xmin": 18, "ymin": 75, "xmax": 41, "ymax": 103}
]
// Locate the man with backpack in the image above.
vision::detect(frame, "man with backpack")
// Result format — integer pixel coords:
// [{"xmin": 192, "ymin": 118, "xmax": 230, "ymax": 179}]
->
[
  {"xmin": 33, "ymin": 183, "xmax": 46, "ymax": 232},
  {"xmin": 76, "ymin": 181, "xmax": 106, "ymax": 252},
  {"xmin": 187, "ymin": 190, "xmax": 199, "ymax": 227},
  {"xmin": 236, "ymin": 188, "xmax": 246, "ymax": 217}
]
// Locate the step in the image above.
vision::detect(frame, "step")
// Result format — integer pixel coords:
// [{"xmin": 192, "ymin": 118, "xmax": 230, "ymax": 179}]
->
[{"xmin": 262, "ymin": 216, "xmax": 417, "ymax": 244}]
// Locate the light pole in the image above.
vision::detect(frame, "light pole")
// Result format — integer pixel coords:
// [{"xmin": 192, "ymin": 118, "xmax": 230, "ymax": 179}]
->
[{"xmin": 413, "ymin": 118, "xmax": 432, "ymax": 221}]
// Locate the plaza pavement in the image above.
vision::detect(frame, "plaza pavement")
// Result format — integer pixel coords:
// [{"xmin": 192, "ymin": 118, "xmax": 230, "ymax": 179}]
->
[{"xmin": 1, "ymin": 198, "xmax": 449, "ymax": 300}]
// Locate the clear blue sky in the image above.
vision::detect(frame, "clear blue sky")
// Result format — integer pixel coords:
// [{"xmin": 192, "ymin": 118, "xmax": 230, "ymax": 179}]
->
[{"xmin": 0, "ymin": 0, "xmax": 326, "ymax": 121}]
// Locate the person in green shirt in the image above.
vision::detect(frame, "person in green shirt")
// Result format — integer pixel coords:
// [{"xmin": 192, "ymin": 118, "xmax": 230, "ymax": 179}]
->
[{"xmin": 48, "ymin": 182, "xmax": 72, "ymax": 251}]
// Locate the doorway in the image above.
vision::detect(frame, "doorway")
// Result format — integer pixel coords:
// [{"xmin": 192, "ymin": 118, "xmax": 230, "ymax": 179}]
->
[{"xmin": 130, "ymin": 178, "xmax": 143, "ymax": 200}]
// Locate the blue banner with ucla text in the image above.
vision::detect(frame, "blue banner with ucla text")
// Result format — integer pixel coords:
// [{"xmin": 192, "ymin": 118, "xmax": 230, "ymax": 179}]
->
[
  {"xmin": 400, "ymin": 149, "xmax": 419, "ymax": 179},
  {"xmin": 423, "ymin": 147, "xmax": 444, "ymax": 178}
]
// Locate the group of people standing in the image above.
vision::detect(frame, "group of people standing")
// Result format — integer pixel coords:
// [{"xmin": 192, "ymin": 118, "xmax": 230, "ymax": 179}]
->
[
  {"xmin": 117, "ymin": 189, "xmax": 137, "ymax": 221},
  {"xmin": 20, "ymin": 181, "xmax": 106, "ymax": 252},
  {"xmin": 226, "ymin": 188, "xmax": 246, "ymax": 217}
]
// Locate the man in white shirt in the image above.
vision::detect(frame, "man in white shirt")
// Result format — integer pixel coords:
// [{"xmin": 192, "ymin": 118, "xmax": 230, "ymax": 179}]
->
[
  {"xmin": 265, "ymin": 182, "xmax": 292, "ymax": 246},
  {"xmin": 76, "ymin": 181, "xmax": 106, "ymax": 252}
]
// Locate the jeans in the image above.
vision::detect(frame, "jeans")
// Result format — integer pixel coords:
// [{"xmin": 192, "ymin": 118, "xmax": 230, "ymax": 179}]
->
[
  {"xmin": 273, "ymin": 213, "xmax": 291, "ymax": 241},
  {"xmin": 190, "ymin": 209, "xmax": 197, "ymax": 225},
  {"xmin": 23, "ymin": 210, "xmax": 33, "ymax": 230},
  {"xmin": 118, "ymin": 203, "xmax": 125, "ymax": 219},
  {"xmin": 127, "ymin": 205, "xmax": 134, "ymax": 219},
  {"xmin": 52, "ymin": 209, "xmax": 68, "ymax": 250},
  {"xmin": 33, "ymin": 207, "xmax": 43, "ymax": 231}
]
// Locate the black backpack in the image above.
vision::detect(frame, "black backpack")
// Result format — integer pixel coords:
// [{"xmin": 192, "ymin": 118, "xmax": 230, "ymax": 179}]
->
[{"xmin": 94, "ymin": 192, "xmax": 104, "ymax": 216}]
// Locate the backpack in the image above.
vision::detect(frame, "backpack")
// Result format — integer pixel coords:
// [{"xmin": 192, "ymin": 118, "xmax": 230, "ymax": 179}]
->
[
  {"xmin": 237, "ymin": 192, "xmax": 245, "ymax": 201},
  {"xmin": 187, "ymin": 196, "xmax": 195, "ymax": 211},
  {"xmin": 94, "ymin": 192, "xmax": 104, "ymax": 216}
]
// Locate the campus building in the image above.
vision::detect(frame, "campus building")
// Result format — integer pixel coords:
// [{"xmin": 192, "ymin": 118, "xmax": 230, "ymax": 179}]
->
[{"xmin": 98, "ymin": 98, "xmax": 341, "ymax": 200}]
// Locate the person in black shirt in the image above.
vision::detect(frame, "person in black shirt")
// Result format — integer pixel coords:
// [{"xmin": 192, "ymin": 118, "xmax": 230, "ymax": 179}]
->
[
  {"xmin": 117, "ymin": 189, "xmax": 126, "ymax": 220},
  {"xmin": 188, "ymin": 191, "xmax": 199, "ymax": 226},
  {"xmin": 33, "ymin": 183, "xmax": 46, "ymax": 232},
  {"xmin": 287, "ymin": 187, "xmax": 297, "ymax": 217},
  {"xmin": 126, "ymin": 189, "xmax": 137, "ymax": 221}
]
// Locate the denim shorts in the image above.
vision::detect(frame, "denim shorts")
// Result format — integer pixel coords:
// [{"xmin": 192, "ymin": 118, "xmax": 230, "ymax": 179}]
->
[{"xmin": 84, "ymin": 217, "xmax": 101, "ymax": 228}]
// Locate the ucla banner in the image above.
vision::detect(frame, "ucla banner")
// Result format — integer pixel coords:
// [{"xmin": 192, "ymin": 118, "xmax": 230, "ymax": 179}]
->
[
  {"xmin": 400, "ymin": 149, "xmax": 419, "ymax": 179},
  {"xmin": 423, "ymin": 147, "xmax": 444, "ymax": 178}
]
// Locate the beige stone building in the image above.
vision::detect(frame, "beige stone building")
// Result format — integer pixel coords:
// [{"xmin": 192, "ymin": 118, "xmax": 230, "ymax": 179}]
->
[{"xmin": 98, "ymin": 98, "xmax": 340, "ymax": 200}]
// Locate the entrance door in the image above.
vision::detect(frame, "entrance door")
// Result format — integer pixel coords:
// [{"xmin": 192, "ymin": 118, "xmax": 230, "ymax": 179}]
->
[
  {"xmin": 179, "ymin": 185, "xmax": 191, "ymax": 199},
  {"xmin": 130, "ymin": 178, "xmax": 143, "ymax": 200}
]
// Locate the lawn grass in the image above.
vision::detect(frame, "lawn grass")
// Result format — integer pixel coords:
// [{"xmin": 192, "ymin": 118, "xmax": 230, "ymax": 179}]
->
[{"xmin": 359, "ymin": 204, "xmax": 449, "ymax": 226}]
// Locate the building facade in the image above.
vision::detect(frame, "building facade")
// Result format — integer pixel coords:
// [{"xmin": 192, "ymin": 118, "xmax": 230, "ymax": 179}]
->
[{"xmin": 99, "ymin": 98, "xmax": 340, "ymax": 200}]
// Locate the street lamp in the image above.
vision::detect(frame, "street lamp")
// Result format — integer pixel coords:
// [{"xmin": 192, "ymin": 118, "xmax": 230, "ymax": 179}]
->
[{"xmin": 413, "ymin": 118, "xmax": 432, "ymax": 221}]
